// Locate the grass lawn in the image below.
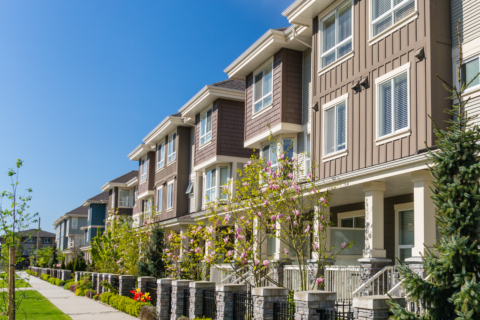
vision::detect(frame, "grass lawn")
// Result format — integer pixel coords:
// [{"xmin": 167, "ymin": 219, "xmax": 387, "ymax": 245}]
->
[
  {"xmin": 0, "ymin": 290, "xmax": 71, "ymax": 320},
  {"xmin": 0, "ymin": 279, "xmax": 30, "ymax": 288}
]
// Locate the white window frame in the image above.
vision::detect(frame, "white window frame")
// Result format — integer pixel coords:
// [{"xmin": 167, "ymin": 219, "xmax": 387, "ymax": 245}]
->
[
  {"xmin": 394, "ymin": 202, "xmax": 414, "ymax": 263},
  {"xmin": 369, "ymin": 0, "xmax": 418, "ymax": 45},
  {"xmin": 340, "ymin": 216, "xmax": 365, "ymax": 228},
  {"xmin": 167, "ymin": 181, "xmax": 174, "ymax": 210},
  {"xmin": 144, "ymin": 199, "xmax": 152, "ymax": 215},
  {"xmin": 111, "ymin": 189, "xmax": 115, "ymax": 208},
  {"xmin": 157, "ymin": 187, "xmax": 163, "ymax": 213},
  {"xmin": 168, "ymin": 131, "xmax": 177, "ymax": 163},
  {"xmin": 203, "ymin": 165, "xmax": 230, "ymax": 206},
  {"xmin": 157, "ymin": 140, "xmax": 165, "ymax": 170},
  {"xmin": 319, "ymin": 0, "xmax": 354, "ymax": 70},
  {"xmin": 119, "ymin": 189, "xmax": 131, "ymax": 207},
  {"xmin": 375, "ymin": 62, "xmax": 411, "ymax": 145},
  {"xmin": 305, "ymin": 133, "xmax": 311, "ymax": 173},
  {"xmin": 69, "ymin": 238, "xmax": 74, "ymax": 248},
  {"xmin": 141, "ymin": 157, "xmax": 147, "ymax": 181},
  {"xmin": 252, "ymin": 59, "xmax": 274, "ymax": 115},
  {"xmin": 44, "ymin": 237, "xmax": 52, "ymax": 244},
  {"xmin": 72, "ymin": 217, "xmax": 78, "ymax": 229},
  {"xmin": 185, "ymin": 181, "xmax": 194, "ymax": 195},
  {"xmin": 459, "ymin": 54, "xmax": 480, "ymax": 94},
  {"xmin": 200, "ymin": 108, "xmax": 213, "ymax": 146},
  {"xmin": 322, "ymin": 93, "xmax": 349, "ymax": 161}
]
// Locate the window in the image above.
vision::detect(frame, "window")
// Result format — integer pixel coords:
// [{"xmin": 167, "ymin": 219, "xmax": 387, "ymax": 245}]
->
[
  {"xmin": 305, "ymin": 134, "xmax": 311, "ymax": 173},
  {"xmin": 219, "ymin": 167, "xmax": 228, "ymax": 200},
  {"xmin": 341, "ymin": 216, "xmax": 365, "ymax": 228},
  {"xmin": 200, "ymin": 109, "xmax": 212, "ymax": 145},
  {"xmin": 72, "ymin": 218, "xmax": 78, "ymax": 229},
  {"xmin": 119, "ymin": 190, "xmax": 130, "ymax": 207},
  {"xmin": 371, "ymin": 0, "xmax": 415, "ymax": 37},
  {"xmin": 77, "ymin": 237, "xmax": 83, "ymax": 246},
  {"xmin": 461, "ymin": 55, "xmax": 480, "ymax": 90},
  {"xmin": 87, "ymin": 231, "xmax": 90, "ymax": 243},
  {"xmin": 168, "ymin": 132, "xmax": 177, "ymax": 163},
  {"xmin": 262, "ymin": 144, "xmax": 278, "ymax": 171},
  {"xmin": 25, "ymin": 237, "xmax": 35, "ymax": 243},
  {"xmin": 44, "ymin": 238, "xmax": 52, "ymax": 244},
  {"xmin": 398, "ymin": 209, "xmax": 414, "ymax": 263},
  {"xmin": 157, "ymin": 187, "xmax": 163, "ymax": 213},
  {"xmin": 205, "ymin": 169, "xmax": 216, "ymax": 202},
  {"xmin": 253, "ymin": 61, "xmax": 273, "ymax": 113},
  {"xmin": 323, "ymin": 100, "xmax": 346, "ymax": 157},
  {"xmin": 141, "ymin": 157, "xmax": 147, "ymax": 181},
  {"xmin": 320, "ymin": 1, "xmax": 353, "ymax": 68},
  {"xmin": 167, "ymin": 182, "xmax": 174, "ymax": 209},
  {"xmin": 185, "ymin": 181, "xmax": 194, "ymax": 195},
  {"xmin": 144, "ymin": 199, "xmax": 152, "ymax": 214},
  {"xmin": 378, "ymin": 72, "xmax": 408, "ymax": 138},
  {"xmin": 69, "ymin": 238, "xmax": 74, "ymax": 248},
  {"xmin": 157, "ymin": 140, "xmax": 165, "ymax": 169}
]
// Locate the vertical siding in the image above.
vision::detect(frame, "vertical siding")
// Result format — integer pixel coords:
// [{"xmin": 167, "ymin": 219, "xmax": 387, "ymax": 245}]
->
[
  {"xmin": 297, "ymin": 132, "xmax": 305, "ymax": 154},
  {"xmin": 302, "ymin": 48, "xmax": 312, "ymax": 125},
  {"xmin": 194, "ymin": 103, "xmax": 218, "ymax": 166},
  {"xmin": 452, "ymin": 0, "xmax": 480, "ymax": 47}
]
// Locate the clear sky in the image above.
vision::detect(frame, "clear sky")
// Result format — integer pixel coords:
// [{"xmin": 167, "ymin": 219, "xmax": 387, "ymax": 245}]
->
[{"xmin": 0, "ymin": 0, "xmax": 293, "ymax": 233}]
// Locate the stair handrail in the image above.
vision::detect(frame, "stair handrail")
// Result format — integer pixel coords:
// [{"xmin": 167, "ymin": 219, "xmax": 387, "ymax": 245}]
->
[{"xmin": 352, "ymin": 266, "xmax": 395, "ymax": 297}]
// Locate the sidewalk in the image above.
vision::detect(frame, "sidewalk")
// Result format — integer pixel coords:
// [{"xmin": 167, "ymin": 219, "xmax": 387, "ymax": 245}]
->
[{"xmin": 22, "ymin": 272, "xmax": 137, "ymax": 320}]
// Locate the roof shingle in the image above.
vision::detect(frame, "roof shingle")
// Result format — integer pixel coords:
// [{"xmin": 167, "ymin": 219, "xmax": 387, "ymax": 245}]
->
[
  {"xmin": 210, "ymin": 79, "xmax": 245, "ymax": 91},
  {"xmin": 88, "ymin": 191, "xmax": 109, "ymax": 202},
  {"xmin": 110, "ymin": 170, "xmax": 139, "ymax": 183}
]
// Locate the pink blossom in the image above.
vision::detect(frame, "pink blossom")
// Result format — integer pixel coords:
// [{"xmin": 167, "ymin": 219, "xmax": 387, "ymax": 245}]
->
[
  {"xmin": 181, "ymin": 236, "xmax": 186, "ymax": 240},
  {"xmin": 243, "ymin": 182, "xmax": 249, "ymax": 187},
  {"xmin": 291, "ymin": 197, "xmax": 295, "ymax": 202},
  {"xmin": 190, "ymin": 249, "xmax": 194, "ymax": 252},
  {"xmin": 316, "ymin": 277, "xmax": 324, "ymax": 284},
  {"xmin": 215, "ymin": 220, "xmax": 219, "ymax": 226},
  {"xmin": 267, "ymin": 161, "xmax": 272, "ymax": 167},
  {"xmin": 241, "ymin": 251, "xmax": 247, "ymax": 259},
  {"xmin": 293, "ymin": 221, "xmax": 297, "ymax": 227},
  {"xmin": 320, "ymin": 197, "xmax": 327, "ymax": 205},
  {"xmin": 225, "ymin": 214, "xmax": 231, "ymax": 222},
  {"xmin": 308, "ymin": 172, "xmax": 312, "ymax": 178},
  {"xmin": 224, "ymin": 236, "xmax": 229, "ymax": 244},
  {"xmin": 293, "ymin": 210, "xmax": 300, "ymax": 216},
  {"xmin": 305, "ymin": 225, "xmax": 311, "ymax": 233},
  {"xmin": 258, "ymin": 212, "xmax": 262, "ymax": 217},
  {"xmin": 236, "ymin": 227, "xmax": 242, "ymax": 234},
  {"xmin": 240, "ymin": 216, "xmax": 245, "ymax": 220},
  {"xmin": 207, "ymin": 226, "xmax": 214, "ymax": 234},
  {"xmin": 254, "ymin": 260, "xmax": 259, "ymax": 265},
  {"xmin": 284, "ymin": 248, "xmax": 289, "ymax": 255},
  {"xmin": 288, "ymin": 173, "xmax": 293, "ymax": 179},
  {"xmin": 264, "ymin": 200, "xmax": 269, "ymax": 206},
  {"xmin": 341, "ymin": 242, "xmax": 346, "ymax": 249},
  {"xmin": 272, "ymin": 224, "xmax": 276, "ymax": 230},
  {"xmin": 291, "ymin": 158, "xmax": 295, "ymax": 163},
  {"xmin": 314, "ymin": 243, "xmax": 319, "ymax": 251},
  {"xmin": 165, "ymin": 249, "xmax": 169, "ymax": 252},
  {"xmin": 287, "ymin": 216, "xmax": 291, "ymax": 221},
  {"xmin": 271, "ymin": 215, "xmax": 276, "ymax": 221},
  {"xmin": 313, "ymin": 188, "xmax": 317, "ymax": 194},
  {"xmin": 321, "ymin": 215, "xmax": 325, "ymax": 221},
  {"xmin": 279, "ymin": 154, "xmax": 285, "ymax": 160},
  {"xmin": 226, "ymin": 250, "xmax": 233, "ymax": 257},
  {"xmin": 263, "ymin": 260, "xmax": 269, "ymax": 266},
  {"xmin": 190, "ymin": 239, "xmax": 194, "ymax": 244}
]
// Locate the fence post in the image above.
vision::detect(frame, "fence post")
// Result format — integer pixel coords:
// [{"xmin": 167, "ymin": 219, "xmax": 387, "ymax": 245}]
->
[
  {"xmin": 252, "ymin": 287, "xmax": 289, "ymax": 320},
  {"xmin": 97, "ymin": 274, "xmax": 105, "ymax": 293},
  {"xmin": 138, "ymin": 276, "xmax": 156, "ymax": 293},
  {"xmin": 171, "ymin": 280, "xmax": 193, "ymax": 320},
  {"xmin": 157, "ymin": 279, "xmax": 173, "ymax": 320},
  {"xmin": 294, "ymin": 291, "xmax": 337, "ymax": 320},
  {"xmin": 189, "ymin": 281, "xmax": 216, "ymax": 319},
  {"xmin": 120, "ymin": 275, "xmax": 136, "ymax": 297},
  {"xmin": 216, "ymin": 284, "xmax": 247, "ymax": 320},
  {"xmin": 353, "ymin": 295, "xmax": 406, "ymax": 320},
  {"xmin": 108, "ymin": 274, "xmax": 119, "ymax": 292},
  {"xmin": 63, "ymin": 270, "xmax": 72, "ymax": 282},
  {"xmin": 91, "ymin": 273, "xmax": 97, "ymax": 291}
]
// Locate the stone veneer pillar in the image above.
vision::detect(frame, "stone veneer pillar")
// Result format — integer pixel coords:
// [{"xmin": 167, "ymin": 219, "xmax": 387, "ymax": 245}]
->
[
  {"xmin": 353, "ymin": 295, "xmax": 406, "ymax": 320},
  {"xmin": 189, "ymin": 281, "xmax": 216, "ymax": 319},
  {"xmin": 97, "ymin": 274, "xmax": 105, "ymax": 293},
  {"xmin": 91, "ymin": 273, "xmax": 97, "ymax": 290},
  {"xmin": 157, "ymin": 279, "xmax": 173, "ymax": 320},
  {"xmin": 294, "ymin": 291, "xmax": 337, "ymax": 320},
  {"xmin": 216, "ymin": 284, "xmax": 247, "ymax": 320},
  {"xmin": 62, "ymin": 270, "xmax": 72, "ymax": 282},
  {"xmin": 138, "ymin": 276, "xmax": 156, "ymax": 293},
  {"xmin": 171, "ymin": 280, "xmax": 193, "ymax": 320},
  {"xmin": 119, "ymin": 275, "xmax": 136, "ymax": 297},
  {"xmin": 108, "ymin": 274, "xmax": 119, "ymax": 293},
  {"xmin": 252, "ymin": 287, "xmax": 289, "ymax": 320}
]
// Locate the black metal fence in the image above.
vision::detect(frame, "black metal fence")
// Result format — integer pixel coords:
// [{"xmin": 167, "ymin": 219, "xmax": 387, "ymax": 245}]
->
[
  {"xmin": 146, "ymin": 282, "xmax": 157, "ymax": 306},
  {"xmin": 273, "ymin": 302, "xmax": 295, "ymax": 320},
  {"xmin": 319, "ymin": 309, "xmax": 354, "ymax": 320},
  {"xmin": 233, "ymin": 292, "xmax": 253, "ymax": 320},
  {"xmin": 203, "ymin": 290, "xmax": 217, "ymax": 320},
  {"xmin": 111, "ymin": 277, "xmax": 119, "ymax": 290},
  {"xmin": 183, "ymin": 288, "xmax": 190, "ymax": 317},
  {"xmin": 167, "ymin": 287, "xmax": 172, "ymax": 317}
]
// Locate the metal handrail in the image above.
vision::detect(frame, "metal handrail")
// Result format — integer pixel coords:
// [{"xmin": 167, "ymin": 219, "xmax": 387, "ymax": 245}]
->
[{"xmin": 352, "ymin": 266, "xmax": 395, "ymax": 297}]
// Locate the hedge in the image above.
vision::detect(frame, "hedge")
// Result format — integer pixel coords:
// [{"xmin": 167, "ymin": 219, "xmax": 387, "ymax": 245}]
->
[
  {"xmin": 55, "ymin": 278, "xmax": 65, "ymax": 286},
  {"xmin": 40, "ymin": 274, "xmax": 50, "ymax": 281},
  {"xmin": 64, "ymin": 281, "xmax": 74, "ymax": 290},
  {"xmin": 100, "ymin": 292, "xmax": 149, "ymax": 317}
]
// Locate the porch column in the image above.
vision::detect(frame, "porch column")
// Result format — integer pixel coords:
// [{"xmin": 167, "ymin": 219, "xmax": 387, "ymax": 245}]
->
[
  {"xmin": 273, "ymin": 220, "xmax": 292, "ymax": 286},
  {"xmin": 312, "ymin": 205, "xmax": 331, "ymax": 260},
  {"xmin": 406, "ymin": 171, "xmax": 436, "ymax": 274},
  {"xmin": 253, "ymin": 217, "xmax": 268, "ymax": 260}
]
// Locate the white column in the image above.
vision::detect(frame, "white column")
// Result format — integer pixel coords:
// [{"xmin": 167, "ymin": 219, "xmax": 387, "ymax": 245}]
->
[
  {"xmin": 362, "ymin": 181, "xmax": 387, "ymax": 259},
  {"xmin": 407, "ymin": 170, "xmax": 436, "ymax": 261},
  {"xmin": 312, "ymin": 205, "xmax": 330, "ymax": 260},
  {"xmin": 274, "ymin": 220, "xmax": 290, "ymax": 260}
]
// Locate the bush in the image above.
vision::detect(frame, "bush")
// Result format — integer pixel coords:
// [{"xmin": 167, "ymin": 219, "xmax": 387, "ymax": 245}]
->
[
  {"xmin": 40, "ymin": 274, "xmax": 50, "ymax": 281},
  {"xmin": 64, "ymin": 281, "xmax": 74, "ymax": 290},
  {"xmin": 49, "ymin": 278, "xmax": 57, "ymax": 285},
  {"xmin": 86, "ymin": 290, "xmax": 97, "ymax": 299},
  {"xmin": 75, "ymin": 288, "xmax": 86, "ymax": 296},
  {"xmin": 100, "ymin": 293, "xmax": 149, "ymax": 317},
  {"xmin": 93, "ymin": 293, "xmax": 100, "ymax": 301},
  {"xmin": 55, "ymin": 278, "xmax": 65, "ymax": 286},
  {"xmin": 100, "ymin": 292, "xmax": 114, "ymax": 304}
]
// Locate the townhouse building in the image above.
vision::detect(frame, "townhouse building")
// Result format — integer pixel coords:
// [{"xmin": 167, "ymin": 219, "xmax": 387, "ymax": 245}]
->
[{"xmin": 53, "ymin": 206, "xmax": 88, "ymax": 263}]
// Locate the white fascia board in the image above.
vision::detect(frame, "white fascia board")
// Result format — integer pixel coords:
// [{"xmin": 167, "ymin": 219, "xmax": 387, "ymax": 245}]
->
[
  {"xmin": 82, "ymin": 200, "xmax": 107, "ymax": 207},
  {"xmin": 243, "ymin": 122, "xmax": 303, "ymax": 149},
  {"xmin": 282, "ymin": 0, "xmax": 336, "ymax": 26},
  {"xmin": 101, "ymin": 182, "xmax": 128, "ymax": 192},
  {"xmin": 53, "ymin": 215, "xmax": 67, "ymax": 226},
  {"xmin": 143, "ymin": 116, "xmax": 185, "ymax": 146},
  {"xmin": 126, "ymin": 176, "xmax": 138, "ymax": 187},
  {"xmin": 193, "ymin": 155, "xmax": 253, "ymax": 173},
  {"xmin": 179, "ymin": 86, "xmax": 245, "ymax": 119},
  {"xmin": 128, "ymin": 144, "xmax": 146, "ymax": 161},
  {"xmin": 137, "ymin": 190, "xmax": 155, "ymax": 201}
]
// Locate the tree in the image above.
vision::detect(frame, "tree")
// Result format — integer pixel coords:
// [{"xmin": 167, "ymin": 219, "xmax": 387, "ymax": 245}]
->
[
  {"xmin": 34, "ymin": 246, "xmax": 53, "ymax": 267},
  {"xmin": 388, "ymin": 23, "xmax": 480, "ymax": 319},
  {"xmin": 138, "ymin": 225, "xmax": 165, "ymax": 278},
  {"xmin": 48, "ymin": 244, "xmax": 58, "ymax": 268}
]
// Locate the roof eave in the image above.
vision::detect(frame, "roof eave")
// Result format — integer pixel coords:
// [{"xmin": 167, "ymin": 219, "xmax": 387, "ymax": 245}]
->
[
  {"xmin": 282, "ymin": 0, "xmax": 337, "ymax": 26},
  {"xmin": 143, "ymin": 117, "xmax": 185, "ymax": 146}
]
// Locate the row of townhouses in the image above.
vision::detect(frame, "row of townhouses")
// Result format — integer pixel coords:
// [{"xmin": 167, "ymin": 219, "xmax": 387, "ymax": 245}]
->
[{"xmin": 53, "ymin": 0, "xmax": 479, "ymax": 291}]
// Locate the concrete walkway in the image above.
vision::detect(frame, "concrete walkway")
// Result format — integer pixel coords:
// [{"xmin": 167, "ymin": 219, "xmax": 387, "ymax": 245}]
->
[{"xmin": 21, "ymin": 272, "xmax": 137, "ymax": 320}]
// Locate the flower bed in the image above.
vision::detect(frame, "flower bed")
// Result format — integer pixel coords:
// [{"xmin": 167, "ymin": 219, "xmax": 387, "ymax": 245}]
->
[{"xmin": 100, "ymin": 292, "xmax": 150, "ymax": 317}]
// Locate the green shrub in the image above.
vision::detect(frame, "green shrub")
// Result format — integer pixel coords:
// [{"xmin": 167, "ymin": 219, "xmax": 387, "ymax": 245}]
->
[
  {"xmin": 40, "ymin": 274, "xmax": 50, "ymax": 281},
  {"xmin": 100, "ymin": 292, "xmax": 114, "ymax": 304},
  {"xmin": 49, "ymin": 278, "xmax": 57, "ymax": 285},
  {"xmin": 100, "ymin": 293, "xmax": 148, "ymax": 317},
  {"xmin": 55, "ymin": 278, "xmax": 65, "ymax": 286},
  {"xmin": 64, "ymin": 281, "xmax": 74, "ymax": 290},
  {"xmin": 75, "ymin": 288, "xmax": 86, "ymax": 296}
]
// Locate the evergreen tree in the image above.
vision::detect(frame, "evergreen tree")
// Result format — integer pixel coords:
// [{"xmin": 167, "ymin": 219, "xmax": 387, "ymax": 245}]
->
[
  {"xmin": 389, "ymin": 23, "xmax": 480, "ymax": 319},
  {"xmin": 138, "ymin": 225, "xmax": 165, "ymax": 278},
  {"xmin": 60, "ymin": 260, "xmax": 65, "ymax": 270},
  {"xmin": 48, "ymin": 244, "xmax": 58, "ymax": 268}
]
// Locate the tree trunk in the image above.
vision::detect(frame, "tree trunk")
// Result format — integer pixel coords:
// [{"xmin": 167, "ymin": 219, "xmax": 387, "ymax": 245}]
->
[{"xmin": 8, "ymin": 246, "xmax": 15, "ymax": 320}]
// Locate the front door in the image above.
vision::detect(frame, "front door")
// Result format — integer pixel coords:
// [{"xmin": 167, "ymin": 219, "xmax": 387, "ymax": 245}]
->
[{"xmin": 398, "ymin": 210, "xmax": 414, "ymax": 263}]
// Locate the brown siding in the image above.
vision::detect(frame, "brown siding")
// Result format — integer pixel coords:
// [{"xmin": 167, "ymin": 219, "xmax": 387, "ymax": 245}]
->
[
  {"xmin": 311, "ymin": 0, "xmax": 452, "ymax": 179},
  {"xmin": 117, "ymin": 208, "xmax": 133, "ymax": 216},
  {"xmin": 138, "ymin": 152, "xmax": 155, "ymax": 196},
  {"xmin": 194, "ymin": 103, "xmax": 218, "ymax": 166},
  {"xmin": 281, "ymin": 49, "xmax": 303, "ymax": 124}
]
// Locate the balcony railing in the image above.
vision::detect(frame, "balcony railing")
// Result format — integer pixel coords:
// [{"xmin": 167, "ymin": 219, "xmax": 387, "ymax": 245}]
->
[{"xmin": 329, "ymin": 227, "xmax": 365, "ymax": 255}]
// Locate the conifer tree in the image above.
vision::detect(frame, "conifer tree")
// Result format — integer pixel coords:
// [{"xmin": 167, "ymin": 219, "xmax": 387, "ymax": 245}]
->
[
  {"xmin": 389, "ymin": 22, "xmax": 480, "ymax": 319},
  {"xmin": 138, "ymin": 225, "xmax": 165, "ymax": 278}
]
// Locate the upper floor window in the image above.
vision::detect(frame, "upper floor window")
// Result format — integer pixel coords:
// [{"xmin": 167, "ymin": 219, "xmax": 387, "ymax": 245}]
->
[
  {"xmin": 321, "ymin": 1, "xmax": 352, "ymax": 68},
  {"xmin": 253, "ymin": 61, "xmax": 273, "ymax": 113},
  {"xmin": 69, "ymin": 238, "xmax": 74, "ymax": 248},
  {"xmin": 141, "ymin": 157, "xmax": 147, "ymax": 181},
  {"xmin": 72, "ymin": 218, "xmax": 78, "ymax": 229},
  {"xmin": 461, "ymin": 55, "xmax": 480, "ymax": 91},
  {"xmin": 144, "ymin": 199, "xmax": 152, "ymax": 214},
  {"xmin": 168, "ymin": 132, "xmax": 177, "ymax": 163},
  {"xmin": 262, "ymin": 144, "xmax": 278, "ymax": 171},
  {"xmin": 119, "ymin": 189, "xmax": 130, "ymax": 207},
  {"xmin": 205, "ymin": 169, "xmax": 216, "ymax": 202},
  {"xmin": 305, "ymin": 134, "xmax": 311, "ymax": 173},
  {"xmin": 378, "ymin": 72, "xmax": 408, "ymax": 138},
  {"xmin": 167, "ymin": 182, "xmax": 174, "ymax": 210},
  {"xmin": 204, "ymin": 167, "xmax": 229, "ymax": 204},
  {"xmin": 371, "ymin": 0, "xmax": 415, "ymax": 37},
  {"xmin": 219, "ymin": 167, "xmax": 229, "ymax": 200},
  {"xmin": 25, "ymin": 237, "xmax": 35, "ymax": 243},
  {"xmin": 200, "ymin": 109, "xmax": 212, "ymax": 146},
  {"xmin": 157, "ymin": 140, "xmax": 165, "ymax": 169},
  {"xmin": 323, "ymin": 97, "xmax": 347, "ymax": 157},
  {"xmin": 157, "ymin": 187, "xmax": 163, "ymax": 213},
  {"xmin": 44, "ymin": 237, "xmax": 52, "ymax": 244},
  {"xmin": 111, "ymin": 189, "xmax": 115, "ymax": 208}
]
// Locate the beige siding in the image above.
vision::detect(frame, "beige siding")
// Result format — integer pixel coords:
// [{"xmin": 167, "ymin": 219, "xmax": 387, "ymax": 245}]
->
[{"xmin": 452, "ymin": 0, "xmax": 480, "ymax": 47}]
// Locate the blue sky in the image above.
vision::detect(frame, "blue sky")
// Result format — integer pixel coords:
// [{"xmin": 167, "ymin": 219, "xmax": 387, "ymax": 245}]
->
[{"xmin": 0, "ymin": 0, "xmax": 293, "ymax": 232}]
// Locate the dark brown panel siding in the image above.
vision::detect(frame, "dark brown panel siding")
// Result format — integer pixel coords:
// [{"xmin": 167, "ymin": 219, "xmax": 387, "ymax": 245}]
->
[
  {"xmin": 281, "ymin": 49, "xmax": 303, "ymax": 125},
  {"xmin": 194, "ymin": 103, "xmax": 218, "ymax": 166},
  {"xmin": 138, "ymin": 151, "xmax": 155, "ymax": 196},
  {"xmin": 117, "ymin": 208, "xmax": 133, "ymax": 216},
  {"xmin": 311, "ymin": 0, "xmax": 452, "ymax": 179}
]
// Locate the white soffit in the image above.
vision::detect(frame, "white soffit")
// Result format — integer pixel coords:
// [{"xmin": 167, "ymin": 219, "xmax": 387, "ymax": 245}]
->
[
  {"xmin": 128, "ymin": 144, "xmax": 152, "ymax": 161},
  {"xmin": 282, "ymin": 0, "xmax": 337, "ymax": 26},
  {"xmin": 143, "ymin": 116, "xmax": 185, "ymax": 146}
]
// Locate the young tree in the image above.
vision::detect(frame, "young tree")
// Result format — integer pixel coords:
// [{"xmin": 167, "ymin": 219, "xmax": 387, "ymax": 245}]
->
[
  {"xmin": 138, "ymin": 225, "xmax": 165, "ymax": 278},
  {"xmin": 48, "ymin": 244, "xmax": 58, "ymax": 268},
  {"xmin": 388, "ymin": 23, "xmax": 480, "ymax": 319}
]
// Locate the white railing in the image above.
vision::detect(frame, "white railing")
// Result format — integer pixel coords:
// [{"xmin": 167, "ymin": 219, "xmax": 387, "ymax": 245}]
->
[
  {"xmin": 325, "ymin": 266, "xmax": 361, "ymax": 301},
  {"xmin": 210, "ymin": 264, "xmax": 234, "ymax": 285},
  {"xmin": 284, "ymin": 265, "xmax": 301, "ymax": 292},
  {"xmin": 387, "ymin": 274, "xmax": 432, "ymax": 315},
  {"xmin": 353, "ymin": 266, "xmax": 396, "ymax": 297}
]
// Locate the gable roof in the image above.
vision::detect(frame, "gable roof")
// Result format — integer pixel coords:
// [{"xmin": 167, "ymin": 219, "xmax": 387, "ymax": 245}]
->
[
  {"xmin": 65, "ymin": 206, "xmax": 88, "ymax": 216},
  {"xmin": 88, "ymin": 191, "xmax": 109, "ymax": 202},
  {"xmin": 110, "ymin": 170, "xmax": 139, "ymax": 183},
  {"xmin": 9, "ymin": 229, "xmax": 56, "ymax": 238},
  {"xmin": 210, "ymin": 79, "xmax": 246, "ymax": 91}
]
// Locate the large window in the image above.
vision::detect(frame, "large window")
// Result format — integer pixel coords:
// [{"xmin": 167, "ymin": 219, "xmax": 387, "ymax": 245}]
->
[
  {"xmin": 305, "ymin": 134, "xmax": 311, "ymax": 173},
  {"xmin": 119, "ymin": 189, "xmax": 130, "ymax": 207},
  {"xmin": 378, "ymin": 72, "xmax": 408, "ymax": 138},
  {"xmin": 204, "ymin": 167, "xmax": 228, "ymax": 203},
  {"xmin": 371, "ymin": 0, "xmax": 415, "ymax": 37},
  {"xmin": 398, "ymin": 209, "xmax": 414, "ymax": 263},
  {"xmin": 323, "ymin": 100, "xmax": 346, "ymax": 157},
  {"xmin": 262, "ymin": 144, "xmax": 278, "ymax": 171},
  {"xmin": 72, "ymin": 218, "xmax": 78, "ymax": 229},
  {"xmin": 461, "ymin": 55, "xmax": 480, "ymax": 91},
  {"xmin": 321, "ymin": 1, "xmax": 352, "ymax": 68},
  {"xmin": 200, "ymin": 109, "xmax": 212, "ymax": 145},
  {"xmin": 25, "ymin": 237, "xmax": 35, "ymax": 243},
  {"xmin": 205, "ymin": 169, "xmax": 216, "ymax": 202},
  {"xmin": 168, "ymin": 132, "xmax": 177, "ymax": 163},
  {"xmin": 44, "ymin": 237, "xmax": 52, "ymax": 244},
  {"xmin": 141, "ymin": 157, "xmax": 147, "ymax": 181},
  {"xmin": 144, "ymin": 199, "xmax": 152, "ymax": 214},
  {"xmin": 219, "ymin": 167, "xmax": 228, "ymax": 200},
  {"xmin": 157, "ymin": 187, "xmax": 162, "ymax": 213},
  {"xmin": 253, "ymin": 61, "xmax": 273, "ymax": 113},
  {"xmin": 157, "ymin": 140, "xmax": 165, "ymax": 169},
  {"xmin": 341, "ymin": 216, "xmax": 365, "ymax": 228},
  {"xmin": 167, "ymin": 182, "xmax": 174, "ymax": 209}
]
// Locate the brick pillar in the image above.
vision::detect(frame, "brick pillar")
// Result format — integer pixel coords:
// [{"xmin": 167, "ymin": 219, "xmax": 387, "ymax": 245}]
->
[
  {"xmin": 353, "ymin": 296, "xmax": 406, "ymax": 320},
  {"xmin": 63, "ymin": 270, "xmax": 72, "ymax": 282},
  {"xmin": 171, "ymin": 280, "xmax": 193, "ymax": 320},
  {"xmin": 216, "ymin": 284, "xmax": 247, "ymax": 320},
  {"xmin": 189, "ymin": 281, "xmax": 216, "ymax": 319},
  {"xmin": 120, "ymin": 275, "xmax": 136, "ymax": 297},
  {"xmin": 252, "ymin": 287, "xmax": 289, "ymax": 320},
  {"xmin": 108, "ymin": 274, "xmax": 119, "ymax": 293},
  {"xmin": 157, "ymin": 279, "xmax": 173, "ymax": 320},
  {"xmin": 294, "ymin": 291, "xmax": 337, "ymax": 320},
  {"xmin": 138, "ymin": 276, "xmax": 156, "ymax": 293}
]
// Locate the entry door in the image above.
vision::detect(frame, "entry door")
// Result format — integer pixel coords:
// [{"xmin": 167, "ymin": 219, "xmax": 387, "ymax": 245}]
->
[{"xmin": 398, "ymin": 210, "xmax": 414, "ymax": 263}]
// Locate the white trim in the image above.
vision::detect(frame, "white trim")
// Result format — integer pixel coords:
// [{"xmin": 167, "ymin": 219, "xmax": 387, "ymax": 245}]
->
[
  {"xmin": 318, "ymin": 51, "xmax": 354, "ymax": 76},
  {"xmin": 198, "ymin": 140, "xmax": 212, "ymax": 150},
  {"xmin": 167, "ymin": 160, "xmax": 176, "ymax": 167},
  {"xmin": 394, "ymin": 202, "xmax": 415, "ymax": 262},
  {"xmin": 143, "ymin": 116, "xmax": 185, "ymax": 146},
  {"xmin": 251, "ymin": 104, "xmax": 273, "ymax": 120},
  {"xmin": 194, "ymin": 155, "xmax": 254, "ymax": 173},
  {"xmin": 157, "ymin": 139, "xmax": 165, "ymax": 170},
  {"xmin": 375, "ymin": 128, "xmax": 411, "ymax": 146},
  {"xmin": 322, "ymin": 150, "xmax": 348, "ymax": 162},
  {"xmin": 337, "ymin": 209, "xmax": 365, "ymax": 226},
  {"xmin": 322, "ymin": 93, "xmax": 349, "ymax": 159},
  {"xmin": 138, "ymin": 190, "xmax": 155, "ymax": 201},
  {"xmin": 200, "ymin": 107, "xmax": 213, "ymax": 146},
  {"xmin": 157, "ymin": 186, "xmax": 163, "ymax": 214},
  {"xmin": 167, "ymin": 130, "xmax": 177, "ymax": 164},
  {"xmin": 167, "ymin": 180, "xmax": 174, "ymax": 210},
  {"xmin": 252, "ymin": 59, "xmax": 274, "ymax": 115},
  {"xmin": 243, "ymin": 122, "xmax": 303, "ymax": 149}
]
